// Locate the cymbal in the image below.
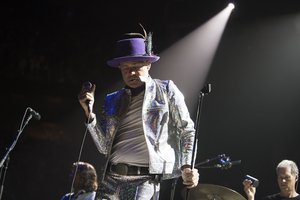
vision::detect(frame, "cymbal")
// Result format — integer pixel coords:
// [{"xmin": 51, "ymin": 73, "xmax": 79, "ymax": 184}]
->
[{"xmin": 186, "ymin": 183, "xmax": 246, "ymax": 200}]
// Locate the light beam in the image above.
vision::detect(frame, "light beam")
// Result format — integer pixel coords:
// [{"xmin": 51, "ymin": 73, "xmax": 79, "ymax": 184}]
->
[{"xmin": 151, "ymin": 4, "xmax": 235, "ymax": 114}]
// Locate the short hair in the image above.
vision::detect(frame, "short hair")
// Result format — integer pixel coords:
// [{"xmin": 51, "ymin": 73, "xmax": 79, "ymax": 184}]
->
[
  {"xmin": 72, "ymin": 162, "xmax": 98, "ymax": 192},
  {"xmin": 276, "ymin": 159, "xmax": 299, "ymax": 178}
]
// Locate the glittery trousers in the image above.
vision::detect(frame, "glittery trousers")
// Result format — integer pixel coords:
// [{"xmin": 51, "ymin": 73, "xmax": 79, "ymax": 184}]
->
[{"xmin": 98, "ymin": 172, "xmax": 161, "ymax": 200}]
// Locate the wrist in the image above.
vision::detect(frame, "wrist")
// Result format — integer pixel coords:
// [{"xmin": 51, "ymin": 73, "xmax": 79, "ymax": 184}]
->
[
  {"xmin": 181, "ymin": 165, "xmax": 191, "ymax": 171},
  {"xmin": 86, "ymin": 113, "xmax": 95, "ymax": 123}
]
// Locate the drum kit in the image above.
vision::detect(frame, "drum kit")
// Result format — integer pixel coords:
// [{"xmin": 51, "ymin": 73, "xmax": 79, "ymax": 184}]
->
[
  {"xmin": 186, "ymin": 184, "xmax": 246, "ymax": 200},
  {"xmin": 185, "ymin": 88, "xmax": 246, "ymax": 200},
  {"xmin": 178, "ymin": 154, "xmax": 246, "ymax": 200}
]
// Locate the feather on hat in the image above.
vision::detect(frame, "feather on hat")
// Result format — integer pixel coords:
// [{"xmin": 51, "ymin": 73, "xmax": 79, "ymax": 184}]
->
[{"xmin": 107, "ymin": 24, "xmax": 160, "ymax": 68}]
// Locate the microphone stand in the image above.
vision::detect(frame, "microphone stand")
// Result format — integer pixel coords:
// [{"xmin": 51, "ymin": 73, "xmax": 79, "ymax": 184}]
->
[
  {"xmin": 185, "ymin": 83, "xmax": 211, "ymax": 200},
  {"xmin": 0, "ymin": 109, "xmax": 34, "ymax": 200},
  {"xmin": 0, "ymin": 156, "xmax": 9, "ymax": 200},
  {"xmin": 194, "ymin": 154, "xmax": 226, "ymax": 168}
]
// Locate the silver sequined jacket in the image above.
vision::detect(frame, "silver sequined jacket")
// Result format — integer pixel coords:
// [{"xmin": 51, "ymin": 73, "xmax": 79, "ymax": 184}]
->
[{"xmin": 86, "ymin": 76, "xmax": 195, "ymax": 179}]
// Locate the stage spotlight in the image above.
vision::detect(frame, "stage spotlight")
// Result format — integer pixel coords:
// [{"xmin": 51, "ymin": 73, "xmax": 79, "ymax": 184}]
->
[
  {"xmin": 228, "ymin": 3, "xmax": 235, "ymax": 10},
  {"xmin": 151, "ymin": 3, "xmax": 235, "ymax": 113}
]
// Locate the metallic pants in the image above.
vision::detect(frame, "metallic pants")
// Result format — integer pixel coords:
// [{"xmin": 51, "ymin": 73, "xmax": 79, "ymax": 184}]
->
[{"xmin": 98, "ymin": 172, "xmax": 160, "ymax": 200}]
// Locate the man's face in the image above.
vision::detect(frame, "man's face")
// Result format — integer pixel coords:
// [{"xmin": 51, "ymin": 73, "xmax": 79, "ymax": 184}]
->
[
  {"xmin": 277, "ymin": 167, "xmax": 297, "ymax": 194},
  {"xmin": 119, "ymin": 61, "xmax": 151, "ymax": 88}
]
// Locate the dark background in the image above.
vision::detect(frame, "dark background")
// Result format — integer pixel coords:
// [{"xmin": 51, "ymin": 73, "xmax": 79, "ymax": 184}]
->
[{"xmin": 1, "ymin": 0, "xmax": 300, "ymax": 199}]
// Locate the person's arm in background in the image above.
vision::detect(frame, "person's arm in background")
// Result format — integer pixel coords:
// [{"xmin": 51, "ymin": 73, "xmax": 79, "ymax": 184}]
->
[{"xmin": 243, "ymin": 179, "xmax": 256, "ymax": 200}]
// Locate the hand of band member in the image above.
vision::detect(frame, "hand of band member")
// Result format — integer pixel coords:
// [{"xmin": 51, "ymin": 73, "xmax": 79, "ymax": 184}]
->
[
  {"xmin": 242, "ymin": 179, "xmax": 256, "ymax": 200},
  {"xmin": 182, "ymin": 168, "xmax": 199, "ymax": 189},
  {"xmin": 78, "ymin": 83, "xmax": 96, "ymax": 118}
]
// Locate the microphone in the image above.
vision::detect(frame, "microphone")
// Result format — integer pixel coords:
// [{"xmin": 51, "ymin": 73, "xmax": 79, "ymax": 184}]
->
[
  {"xmin": 82, "ymin": 81, "xmax": 93, "ymax": 113},
  {"xmin": 215, "ymin": 160, "xmax": 241, "ymax": 169},
  {"xmin": 28, "ymin": 107, "xmax": 41, "ymax": 120},
  {"xmin": 215, "ymin": 155, "xmax": 241, "ymax": 170},
  {"xmin": 225, "ymin": 160, "xmax": 241, "ymax": 168},
  {"xmin": 201, "ymin": 83, "xmax": 212, "ymax": 94}
]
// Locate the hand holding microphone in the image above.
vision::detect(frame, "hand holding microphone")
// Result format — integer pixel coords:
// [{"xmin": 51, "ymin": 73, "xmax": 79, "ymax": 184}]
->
[{"xmin": 78, "ymin": 81, "xmax": 96, "ymax": 118}]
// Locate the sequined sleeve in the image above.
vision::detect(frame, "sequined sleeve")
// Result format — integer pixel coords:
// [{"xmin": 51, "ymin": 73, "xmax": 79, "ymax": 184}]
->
[
  {"xmin": 167, "ymin": 80, "xmax": 196, "ymax": 167},
  {"xmin": 86, "ymin": 116, "xmax": 109, "ymax": 155}
]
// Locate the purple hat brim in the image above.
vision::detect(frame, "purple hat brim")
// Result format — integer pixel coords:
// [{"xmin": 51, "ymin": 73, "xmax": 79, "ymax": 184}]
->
[{"xmin": 107, "ymin": 55, "xmax": 160, "ymax": 68}]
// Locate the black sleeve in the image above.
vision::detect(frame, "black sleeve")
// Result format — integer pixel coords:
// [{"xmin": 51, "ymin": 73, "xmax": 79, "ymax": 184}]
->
[{"xmin": 262, "ymin": 193, "xmax": 281, "ymax": 200}]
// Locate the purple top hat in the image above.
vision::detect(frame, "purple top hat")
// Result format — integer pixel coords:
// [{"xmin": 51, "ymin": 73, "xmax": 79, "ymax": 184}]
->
[{"xmin": 107, "ymin": 38, "xmax": 160, "ymax": 68}]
